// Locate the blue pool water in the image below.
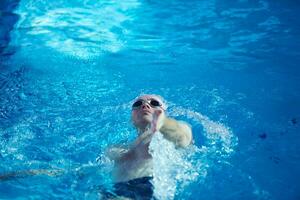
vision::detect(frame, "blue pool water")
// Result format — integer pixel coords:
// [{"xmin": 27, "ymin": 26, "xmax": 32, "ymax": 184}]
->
[{"xmin": 1, "ymin": 0, "xmax": 300, "ymax": 199}]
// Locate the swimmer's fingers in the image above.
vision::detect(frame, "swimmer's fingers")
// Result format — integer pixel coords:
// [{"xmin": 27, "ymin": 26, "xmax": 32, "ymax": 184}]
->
[
  {"xmin": 135, "ymin": 131, "xmax": 153, "ymax": 146},
  {"xmin": 151, "ymin": 110, "xmax": 164, "ymax": 133},
  {"xmin": 134, "ymin": 111, "xmax": 165, "ymax": 146}
]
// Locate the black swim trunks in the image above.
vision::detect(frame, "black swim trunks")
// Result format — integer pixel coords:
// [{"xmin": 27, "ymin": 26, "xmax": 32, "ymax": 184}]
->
[{"xmin": 101, "ymin": 177, "xmax": 156, "ymax": 200}]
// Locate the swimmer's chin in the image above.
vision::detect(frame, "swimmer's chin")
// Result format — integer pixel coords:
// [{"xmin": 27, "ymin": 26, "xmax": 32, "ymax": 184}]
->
[
  {"xmin": 141, "ymin": 114, "xmax": 153, "ymax": 122},
  {"xmin": 141, "ymin": 110, "xmax": 152, "ymax": 115}
]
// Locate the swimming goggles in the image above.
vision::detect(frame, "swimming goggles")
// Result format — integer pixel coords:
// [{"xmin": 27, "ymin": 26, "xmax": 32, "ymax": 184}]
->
[{"xmin": 132, "ymin": 99, "xmax": 163, "ymax": 109}]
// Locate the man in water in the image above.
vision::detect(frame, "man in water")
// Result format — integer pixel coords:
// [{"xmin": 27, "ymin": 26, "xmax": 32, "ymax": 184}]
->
[
  {"xmin": 0, "ymin": 94, "xmax": 192, "ymax": 199},
  {"xmin": 105, "ymin": 94, "xmax": 193, "ymax": 200}
]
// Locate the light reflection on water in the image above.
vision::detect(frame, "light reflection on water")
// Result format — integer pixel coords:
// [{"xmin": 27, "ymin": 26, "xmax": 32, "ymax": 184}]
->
[{"xmin": 12, "ymin": 0, "xmax": 140, "ymax": 59}]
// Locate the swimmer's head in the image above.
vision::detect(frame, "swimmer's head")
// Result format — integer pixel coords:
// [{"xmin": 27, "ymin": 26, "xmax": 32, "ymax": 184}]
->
[{"xmin": 131, "ymin": 94, "xmax": 166, "ymax": 131}]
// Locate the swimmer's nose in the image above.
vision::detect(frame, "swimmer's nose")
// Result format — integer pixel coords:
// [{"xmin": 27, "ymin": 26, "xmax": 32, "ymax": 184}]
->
[{"xmin": 142, "ymin": 103, "xmax": 151, "ymax": 109}]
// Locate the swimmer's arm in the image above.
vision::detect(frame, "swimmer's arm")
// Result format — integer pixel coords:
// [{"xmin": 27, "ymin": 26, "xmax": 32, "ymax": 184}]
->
[
  {"xmin": 159, "ymin": 117, "xmax": 192, "ymax": 148},
  {"xmin": 109, "ymin": 147, "xmax": 137, "ymax": 163},
  {"xmin": 0, "ymin": 169, "xmax": 64, "ymax": 181},
  {"xmin": 108, "ymin": 131, "xmax": 154, "ymax": 162},
  {"xmin": 106, "ymin": 146, "xmax": 130, "ymax": 161}
]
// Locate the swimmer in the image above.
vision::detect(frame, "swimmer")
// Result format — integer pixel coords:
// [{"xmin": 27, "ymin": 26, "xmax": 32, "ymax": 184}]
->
[
  {"xmin": 104, "ymin": 94, "xmax": 193, "ymax": 200},
  {"xmin": 0, "ymin": 94, "xmax": 192, "ymax": 200}
]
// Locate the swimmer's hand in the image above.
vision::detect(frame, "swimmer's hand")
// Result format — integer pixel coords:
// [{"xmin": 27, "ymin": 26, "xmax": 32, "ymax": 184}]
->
[
  {"xmin": 150, "ymin": 109, "xmax": 165, "ymax": 133},
  {"xmin": 107, "ymin": 111, "xmax": 164, "ymax": 162},
  {"xmin": 135, "ymin": 110, "xmax": 164, "ymax": 144},
  {"xmin": 137, "ymin": 110, "xmax": 192, "ymax": 148},
  {"xmin": 128, "ymin": 111, "xmax": 165, "ymax": 158}
]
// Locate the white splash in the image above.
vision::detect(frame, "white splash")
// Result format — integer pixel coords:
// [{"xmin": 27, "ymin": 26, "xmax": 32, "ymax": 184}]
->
[
  {"xmin": 173, "ymin": 107, "xmax": 238, "ymax": 158},
  {"xmin": 149, "ymin": 132, "xmax": 205, "ymax": 200},
  {"xmin": 149, "ymin": 107, "xmax": 238, "ymax": 200}
]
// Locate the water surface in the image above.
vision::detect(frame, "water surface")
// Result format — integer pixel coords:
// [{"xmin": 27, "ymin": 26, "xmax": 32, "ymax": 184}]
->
[{"xmin": 0, "ymin": 0, "xmax": 300, "ymax": 199}]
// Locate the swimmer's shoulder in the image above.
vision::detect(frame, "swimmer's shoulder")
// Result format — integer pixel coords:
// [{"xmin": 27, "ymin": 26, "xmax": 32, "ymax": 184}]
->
[{"xmin": 106, "ymin": 145, "xmax": 129, "ymax": 161}]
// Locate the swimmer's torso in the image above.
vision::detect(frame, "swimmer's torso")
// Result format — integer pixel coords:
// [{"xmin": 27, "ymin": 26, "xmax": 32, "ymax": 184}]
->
[{"xmin": 109, "ymin": 145, "xmax": 153, "ymax": 183}]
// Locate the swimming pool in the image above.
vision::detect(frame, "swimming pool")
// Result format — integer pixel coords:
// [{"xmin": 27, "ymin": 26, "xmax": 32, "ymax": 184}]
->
[{"xmin": 1, "ymin": 0, "xmax": 300, "ymax": 199}]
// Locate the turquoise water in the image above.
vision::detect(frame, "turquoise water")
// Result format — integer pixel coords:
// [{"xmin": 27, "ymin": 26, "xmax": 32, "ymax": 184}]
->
[{"xmin": 1, "ymin": 0, "xmax": 300, "ymax": 199}]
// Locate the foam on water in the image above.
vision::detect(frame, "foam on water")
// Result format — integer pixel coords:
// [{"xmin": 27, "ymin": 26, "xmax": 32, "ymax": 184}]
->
[
  {"xmin": 172, "ymin": 106, "xmax": 238, "ymax": 157},
  {"xmin": 149, "ymin": 107, "xmax": 238, "ymax": 200},
  {"xmin": 149, "ymin": 133, "xmax": 203, "ymax": 200}
]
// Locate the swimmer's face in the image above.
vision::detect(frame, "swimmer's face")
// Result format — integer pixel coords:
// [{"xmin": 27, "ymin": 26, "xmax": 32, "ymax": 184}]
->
[{"xmin": 131, "ymin": 95, "xmax": 165, "ymax": 130}]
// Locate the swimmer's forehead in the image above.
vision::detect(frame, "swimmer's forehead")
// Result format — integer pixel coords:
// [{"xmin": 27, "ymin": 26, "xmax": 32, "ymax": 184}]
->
[{"xmin": 136, "ymin": 95, "xmax": 161, "ymax": 101}]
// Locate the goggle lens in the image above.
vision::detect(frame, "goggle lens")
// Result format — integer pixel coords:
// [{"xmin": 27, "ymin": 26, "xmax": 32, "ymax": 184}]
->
[
  {"xmin": 132, "ymin": 99, "xmax": 162, "ymax": 108},
  {"xmin": 150, "ymin": 100, "xmax": 161, "ymax": 107},
  {"xmin": 132, "ymin": 100, "xmax": 143, "ymax": 108}
]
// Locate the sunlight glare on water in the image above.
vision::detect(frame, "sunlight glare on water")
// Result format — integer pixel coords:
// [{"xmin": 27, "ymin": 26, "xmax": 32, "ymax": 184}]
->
[{"xmin": 12, "ymin": 0, "xmax": 140, "ymax": 59}]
